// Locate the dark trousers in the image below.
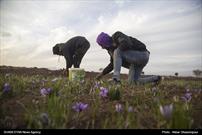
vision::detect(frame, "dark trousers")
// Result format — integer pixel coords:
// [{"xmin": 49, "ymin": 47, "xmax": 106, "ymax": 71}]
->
[{"xmin": 72, "ymin": 42, "xmax": 90, "ymax": 68}]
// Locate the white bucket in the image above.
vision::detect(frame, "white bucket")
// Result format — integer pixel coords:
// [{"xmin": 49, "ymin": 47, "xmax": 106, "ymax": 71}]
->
[{"xmin": 69, "ymin": 68, "xmax": 85, "ymax": 81}]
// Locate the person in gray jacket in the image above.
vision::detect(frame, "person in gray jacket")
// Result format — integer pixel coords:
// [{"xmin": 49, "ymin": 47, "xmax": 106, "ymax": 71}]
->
[
  {"xmin": 96, "ymin": 31, "xmax": 161, "ymax": 84},
  {"xmin": 53, "ymin": 36, "xmax": 90, "ymax": 76}
]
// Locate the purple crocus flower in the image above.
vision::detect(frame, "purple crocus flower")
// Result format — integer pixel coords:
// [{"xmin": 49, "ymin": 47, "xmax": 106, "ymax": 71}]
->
[
  {"xmin": 115, "ymin": 104, "xmax": 123, "ymax": 112},
  {"xmin": 181, "ymin": 92, "xmax": 192, "ymax": 102},
  {"xmin": 159, "ymin": 104, "xmax": 173, "ymax": 120},
  {"xmin": 94, "ymin": 81, "xmax": 100, "ymax": 89},
  {"xmin": 90, "ymin": 81, "xmax": 101, "ymax": 94},
  {"xmin": 151, "ymin": 87, "xmax": 158, "ymax": 96},
  {"xmin": 3, "ymin": 83, "xmax": 11, "ymax": 93},
  {"xmin": 72, "ymin": 102, "xmax": 88, "ymax": 112},
  {"xmin": 128, "ymin": 106, "xmax": 133, "ymax": 112},
  {"xmin": 40, "ymin": 88, "xmax": 52, "ymax": 96},
  {"xmin": 46, "ymin": 88, "xmax": 52, "ymax": 93},
  {"xmin": 40, "ymin": 88, "xmax": 48, "ymax": 96},
  {"xmin": 99, "ymin": 87, "xmax": 108, "ymax": 98}
]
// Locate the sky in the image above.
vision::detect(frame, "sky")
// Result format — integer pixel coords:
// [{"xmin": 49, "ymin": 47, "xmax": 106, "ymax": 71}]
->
[{"xmin": 0, "ymin": 0, "xmax": 201, "ymax": 76}]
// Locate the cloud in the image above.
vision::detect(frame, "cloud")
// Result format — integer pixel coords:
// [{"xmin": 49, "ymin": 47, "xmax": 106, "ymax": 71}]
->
[{"xmin": 0, "ymin": 31, "xmax": 12, "ymax": 37}]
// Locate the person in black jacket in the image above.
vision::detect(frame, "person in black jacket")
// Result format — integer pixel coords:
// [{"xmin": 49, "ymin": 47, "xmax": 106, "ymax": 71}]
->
[
  {"xmin": 53, "ymin": 36, "xmax": 90, "ymax": 76},
  {"xmin": 96, "ymin": 31, "xmax": 161, "ymax": 84}
]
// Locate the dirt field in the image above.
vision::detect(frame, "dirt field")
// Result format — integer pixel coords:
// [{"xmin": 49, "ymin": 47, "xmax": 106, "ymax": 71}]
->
[
  {"xmin": 0, "ymin": 66, "xmax": 201, "ymax": 129},
  {"xmin": 0, "ymin": 65, "xmax": 200, "ymax": 81}
]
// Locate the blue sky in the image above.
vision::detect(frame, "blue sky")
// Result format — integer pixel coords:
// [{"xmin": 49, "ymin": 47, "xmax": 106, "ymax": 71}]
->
[{"xmin": 0, "ymin": 0, "xmax": 201, "ymax": 76}]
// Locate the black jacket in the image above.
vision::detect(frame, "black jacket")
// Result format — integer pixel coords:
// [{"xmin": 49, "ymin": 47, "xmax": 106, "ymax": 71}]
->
[
  {"xmin": 102, "ymin": 31, "xmax": 149, "ymax": 75},
  {"xmin": 53, "ymin": 36, "xmax": 90, "ymax": 69},
  {"xmin": 111, "ymin": 31, "xmax": 147, "ymax": 51}
]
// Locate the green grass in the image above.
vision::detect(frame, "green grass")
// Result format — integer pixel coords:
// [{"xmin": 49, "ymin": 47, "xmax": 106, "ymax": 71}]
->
[{"xmin": 0, "ymin": 74, "xmax": 201, "ymax": 129}]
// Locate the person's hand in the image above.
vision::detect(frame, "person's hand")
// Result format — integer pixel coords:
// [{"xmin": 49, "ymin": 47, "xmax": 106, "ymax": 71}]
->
[{"xmin": 95, "ymin": 73, "xmax": 103, "ymax": 80}]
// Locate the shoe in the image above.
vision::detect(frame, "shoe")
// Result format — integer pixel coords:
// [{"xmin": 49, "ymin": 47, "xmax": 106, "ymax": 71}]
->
[
  {"xmin": 153, "ymin": 76, "xmax": 162, "ymax": 85},
  {"xmin": 114, "ymin": 78, "xmax": 121, "ymax": 84}
]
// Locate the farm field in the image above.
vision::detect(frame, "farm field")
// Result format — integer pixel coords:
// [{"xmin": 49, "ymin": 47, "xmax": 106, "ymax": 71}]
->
[{"xmin": 0, "ymin": 66, "xmax": 202, "ymax": 129}]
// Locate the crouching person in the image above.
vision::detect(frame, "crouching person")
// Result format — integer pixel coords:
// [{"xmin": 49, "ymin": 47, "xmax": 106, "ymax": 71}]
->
[
  {"xmin": 53, "ymin": 36, "xmax": 90, "ymax": 77},
  {"xmin": 96, "ymin": 31, "xmax": 161, "ymax": 85}
]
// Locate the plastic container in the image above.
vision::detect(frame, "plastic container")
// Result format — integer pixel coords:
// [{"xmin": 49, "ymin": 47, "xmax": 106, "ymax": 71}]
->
[{"xmin": 69, "ymin": 68, "xmax": 85, "ymax": 81}]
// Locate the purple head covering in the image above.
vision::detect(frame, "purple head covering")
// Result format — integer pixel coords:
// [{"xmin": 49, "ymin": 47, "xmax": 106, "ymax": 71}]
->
[{"xmin": 96, "ymin": 32, "xmax": 112, "ymax": 48}]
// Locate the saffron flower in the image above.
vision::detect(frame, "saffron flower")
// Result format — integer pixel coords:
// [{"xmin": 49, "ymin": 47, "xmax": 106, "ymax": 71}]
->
[
  {"xmin": 46, "ymin": 88, "xmax": 52, "ymax": 93},
  {"xmin": 115, "ymin": 103, "xmax": 123, "ymax": 112},
  {"xmin": 40, "ymin": 88, "xmax": 52, "ymax": 96},
  {"xmin": 72, "ymin": 102, "xmax": 88, "ymax": 112},
  {"xmin": 128, "ymin": 106, "xmax": 133, "ymax": 112},
  {"xmin": 90, "ymin": 81, "xmax": 101, "ymax": 94},
  {"xmin": 181, "ymin": 92, "xmax": 192, "ymax": 102},
  {"xmin": 3, "ymin": 83, "xmax": 11, "ymax": 93},
  {"xmin": 159, "ymin": 104, "xmax": 173, "ymax": 120},
  {"xmin": 99, "ymin": 87, "xmax": 108, "ymax": 98},
  {"xmin": 94, "ymin": 81, "xmax": 100, "ymax": 89}
]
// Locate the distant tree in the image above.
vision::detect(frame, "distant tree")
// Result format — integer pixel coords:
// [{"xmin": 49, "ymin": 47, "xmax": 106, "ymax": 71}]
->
[
  {"xmin": 193, "ymin": 69, "xmax": 202, "ymax": 77},
  {"xmin": 175, "ymin": 72, "xmax": 178, "ymax": 77}
]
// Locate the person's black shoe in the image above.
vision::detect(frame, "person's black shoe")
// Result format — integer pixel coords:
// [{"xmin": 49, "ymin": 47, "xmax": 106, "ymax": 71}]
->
[{"xmin": 114, "ymin": 78, "xmax": 121, "ymax": 84}]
